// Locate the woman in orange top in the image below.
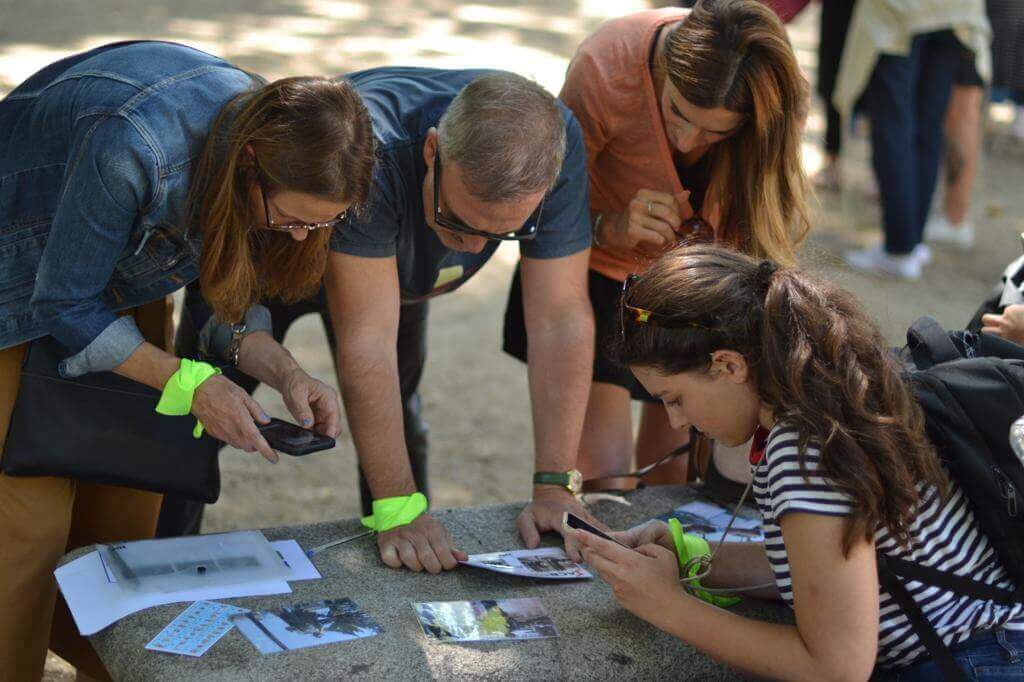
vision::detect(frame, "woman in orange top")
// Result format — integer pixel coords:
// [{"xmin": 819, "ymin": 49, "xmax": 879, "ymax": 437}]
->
[{"xmin": 505, "ymin": 0, "xmax": 809, "ymax": 485}]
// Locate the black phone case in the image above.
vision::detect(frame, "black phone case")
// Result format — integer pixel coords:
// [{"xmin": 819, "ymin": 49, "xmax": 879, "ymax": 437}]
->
[
  {"xmin": 565, "ymin": 513, "xmax": 631, "ymax": 548},
  {"xmin": 258, "ymin": 418, "xmax": 335, "ymax": 456}
]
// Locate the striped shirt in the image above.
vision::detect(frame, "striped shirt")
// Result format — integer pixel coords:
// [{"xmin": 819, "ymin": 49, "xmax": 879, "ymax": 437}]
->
[{"xmin": 753, "ymin": 425, "xmax": 1024, "ymax": 669}]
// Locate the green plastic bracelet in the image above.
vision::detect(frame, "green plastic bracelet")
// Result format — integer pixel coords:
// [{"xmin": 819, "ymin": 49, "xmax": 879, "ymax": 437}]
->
[
  {"xmin": 668, "ymin": 518, "xmax": 741, "ymax": 607},
  {"xmin": 361, "ymin": 492, "xmax": 429, "ymax": 532},
  {"xmin": 154, "ymin": 359, "xmax": 222, "ymax": 438}
]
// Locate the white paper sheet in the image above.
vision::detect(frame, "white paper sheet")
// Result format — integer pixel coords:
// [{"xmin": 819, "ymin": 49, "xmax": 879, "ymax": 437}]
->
[
  {"xmin": 460, "ymin": 547, "xmax": 592, "ymax": 579},
  {"xmin": 56, "ymin": 551, "xmax": 293, "ymax": 636},
  {"xmin": 59, "ymin": 537, "xmax": 320, "ymax": 637}
]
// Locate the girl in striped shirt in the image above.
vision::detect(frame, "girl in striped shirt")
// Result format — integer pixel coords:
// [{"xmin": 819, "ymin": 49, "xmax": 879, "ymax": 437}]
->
[{"xmin": 569, "ymin": 244, "xmax": 1024, "ymax": 680}]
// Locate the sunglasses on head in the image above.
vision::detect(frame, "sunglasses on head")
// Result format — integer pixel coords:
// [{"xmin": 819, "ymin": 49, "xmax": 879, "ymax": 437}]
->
[
  {"xmin": 619, "ymin": 273, "xmax": 716, "ymax": 343},
  {"xmin": 432, "ymin": 149, "xmax": 541, "ymax": 241},
  {"xmin": 253, "ymin": 158, "xmax": 347, "ymax": 232}
]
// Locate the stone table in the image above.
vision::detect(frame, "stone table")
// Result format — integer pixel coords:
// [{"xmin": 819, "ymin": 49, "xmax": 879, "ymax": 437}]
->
[{"xmin": 65, "ymin": 485, "xmax": 791, "ymax": 680}]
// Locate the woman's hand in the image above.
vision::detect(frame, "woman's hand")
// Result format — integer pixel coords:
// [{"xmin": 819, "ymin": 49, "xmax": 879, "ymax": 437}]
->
[
  {"xmin": 599, "ymin": 189, "xmax": 691, "ymax": 257},
  {"xmin": 280, "ymin": 368, "xmax": 342, "ymax": 438},
  {"xmin": 191, "ymin": 374, "xmax": 277, "ymax": 462},
  {"xmin": 611, "ymin": 519, "xmax": 676, "ymax": 552},
  {"xmin": 571, "ymin": 525, "xmax": 683, "ymax": 625}
]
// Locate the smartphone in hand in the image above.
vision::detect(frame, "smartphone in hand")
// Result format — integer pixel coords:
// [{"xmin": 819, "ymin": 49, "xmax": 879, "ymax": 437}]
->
[
  {"xmin": 257, "ymin": 418, "xmax": 335, "ymax": 456},
  {"xmin": 562, "ymin": 512, "xmax": 632, "ymax": 550}
]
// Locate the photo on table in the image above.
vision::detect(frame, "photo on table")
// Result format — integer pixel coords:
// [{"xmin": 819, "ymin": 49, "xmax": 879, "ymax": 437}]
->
[
  {"xmin": 231, "ymin": 598, "xmax": 382, "ymax": 654},
  {"xmin": 661, "ymin": 498, "xmax": 764, "ymax": 543},
  {"xmin": 460, "ymin": 547, "xmax": 592, "ymax": 579},
  {"xmin": 413, "ymin": 597, "xmax": 559, "ymax": 643}
]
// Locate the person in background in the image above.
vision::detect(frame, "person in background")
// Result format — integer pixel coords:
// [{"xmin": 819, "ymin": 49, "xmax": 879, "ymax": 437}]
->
[
  {"xmin": 987, "ymin": 0, "xmax": 1024, "ymax": 140},
  {"xmin": 505, "ymin": 0, "xmax": 809, "ymax": 488},
  {"xmin": 839, "ymin": 0, "xmax": 990, "ymax": 280},
  {"xmin": 0, "ymin": 41, "xmax": 374, "ymax": 680},
  {"xmin": 810, "ymin": 0, "xmax": 857, "ymax": 192},
  {"xmin": 923, "ymin": 45, "xmax": 987, "ymax": 251},
  {"xmin": 572, "ymin": 244, "xmax": 1024, "ymax": 681}
]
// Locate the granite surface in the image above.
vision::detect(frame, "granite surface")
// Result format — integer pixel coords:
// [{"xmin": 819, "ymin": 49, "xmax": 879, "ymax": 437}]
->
[{"xmin": 61, "ymin": 486, "xmax": 791, "ymax": 681}]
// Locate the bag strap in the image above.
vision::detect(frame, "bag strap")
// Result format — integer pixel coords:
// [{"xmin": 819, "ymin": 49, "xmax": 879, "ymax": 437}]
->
[
  {"xmin": 884, "ymin": 556, "xmax": 1019, "ymax": 604},
  {"xmin": 876, "ymin": 555, "xmax": 968, "ymax": 681},
  {"xmin": 907, "ymin": 316, "xmax": 962, "ymax": 369}
]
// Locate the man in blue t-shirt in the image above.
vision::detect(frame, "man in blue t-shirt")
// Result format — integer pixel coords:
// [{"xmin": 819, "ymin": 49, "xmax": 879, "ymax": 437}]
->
[{"xmin": 255, "ymin": 68, "xmax": 598, "ymax": 572}]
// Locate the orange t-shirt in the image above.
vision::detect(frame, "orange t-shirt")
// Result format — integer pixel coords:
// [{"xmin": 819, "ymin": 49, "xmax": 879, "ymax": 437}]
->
[{"xmin": 560, "ymin": 8, "xmax": 722, "ymax": 283}]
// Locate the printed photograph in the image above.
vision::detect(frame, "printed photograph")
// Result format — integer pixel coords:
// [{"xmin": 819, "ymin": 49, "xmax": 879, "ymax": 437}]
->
[
  {"xmin": 231, "ymin": 598, "xmax": 382, "ymax": 654},
  {"xmin": 461, "ymin": 547, "xmax": 592, "ymax": 579},
  {"xmin": 662, "ymin": 499, "xmax": 764, "ymax": 543},
  {"xmin": 414, "ymin": 597, "xmax": 559, "ymax": 643}
]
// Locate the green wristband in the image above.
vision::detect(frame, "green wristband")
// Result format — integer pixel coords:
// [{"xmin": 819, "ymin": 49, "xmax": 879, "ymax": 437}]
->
[
  {"xmin": 154, "ymin": 359, "xmax": 222, "ymax": 438},
  {"xmin": 668, "ymin": 518, "xmax": 741, "ymax": 607},
  {"xmin": 361, "ymin": 493, "xmax": 428, "ymax": 532}
]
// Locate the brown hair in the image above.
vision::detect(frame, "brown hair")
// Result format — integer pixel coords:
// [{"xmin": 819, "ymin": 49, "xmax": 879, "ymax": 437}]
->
[
  {"xmin": 617, "ymin": 244, "xmax": 947, "ymax": 553},
  {"xmin": 664, "ymin": 0, "xmax": 810, "ymax": 266},
  {"xmin": 190, "ymin": 76, "xmax": 375, "ymax": 323}
]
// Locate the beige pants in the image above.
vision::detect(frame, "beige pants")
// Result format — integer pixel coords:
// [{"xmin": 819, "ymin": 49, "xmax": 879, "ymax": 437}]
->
[{"xmin": 0, "ymin": 299, "xmax": 171, "ymax": 681}]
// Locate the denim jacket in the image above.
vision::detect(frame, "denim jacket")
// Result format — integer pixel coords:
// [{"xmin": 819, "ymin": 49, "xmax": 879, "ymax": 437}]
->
[{"xmin": 0, "ymin": 41, "xmax": 271, "ymax": 377}]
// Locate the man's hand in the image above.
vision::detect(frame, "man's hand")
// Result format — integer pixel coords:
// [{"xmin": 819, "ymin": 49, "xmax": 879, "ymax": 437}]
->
[
  {"xmin": 517, "ymin": 486, "xmax": 607, "ymax": 562},
  {"xmin": 280, "ymin": 368, "xmax": 342, "ymax": 438},
  {"xmin": 377, "ymin": 513, "xmax": 468, "ymax": 574},
  {"xmin": 981, "ymin": 304, "xmax": 1024, "ymax": 345}
]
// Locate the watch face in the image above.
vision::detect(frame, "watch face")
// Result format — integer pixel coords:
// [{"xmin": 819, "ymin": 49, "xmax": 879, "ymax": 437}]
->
[{"xmin": 568, "ymin": 469, "xmax": 583, "ymax": 493}]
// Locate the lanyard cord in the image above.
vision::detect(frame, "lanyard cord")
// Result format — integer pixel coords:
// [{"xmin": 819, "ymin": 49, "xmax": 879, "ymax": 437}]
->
[{"xmin": 677, "ymin": 468, "xmax": 776, "ymax": 595}]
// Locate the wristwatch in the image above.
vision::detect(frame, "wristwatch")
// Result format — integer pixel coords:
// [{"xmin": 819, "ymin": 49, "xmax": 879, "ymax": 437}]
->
[{"xmin": 533, "ymin": 469, "xmax": 583, "ymax": 494}]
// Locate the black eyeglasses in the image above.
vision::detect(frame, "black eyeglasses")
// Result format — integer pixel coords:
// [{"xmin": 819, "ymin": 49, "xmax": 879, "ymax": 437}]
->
[
  {"xmin": 619, "ymin": 273, "xmax": 715, "ymax": 343},
  {"xmin": 432, "ymin": 150, "xmax": 541, "ymax": 241},
  {"xmin": 253, "ymin": 159, "xmax": 347, "ymax": 232}
]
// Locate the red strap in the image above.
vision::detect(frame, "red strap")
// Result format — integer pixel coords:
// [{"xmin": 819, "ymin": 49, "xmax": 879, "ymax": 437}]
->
[{"xmin": 749, "ymin": 426, "xmax": 771, "ymax": 465}]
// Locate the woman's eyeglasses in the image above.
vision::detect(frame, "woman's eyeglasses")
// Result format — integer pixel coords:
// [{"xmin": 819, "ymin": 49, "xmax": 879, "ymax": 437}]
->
[
  {"xmin": 619, "ymin": 273, "xmax": 715, "ymax": 343},
  {"xmin": 432, "ymin": 150, "xmax": 541, "ymax": 241},
  {"xmin": 253, "ymin": 160, "xmax": 347, "ymax": 232}
]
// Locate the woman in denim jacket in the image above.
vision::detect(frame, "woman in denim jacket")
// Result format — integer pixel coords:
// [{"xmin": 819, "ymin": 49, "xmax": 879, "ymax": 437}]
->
[{"xmin": 0, "ymin": 41, "xmax": 375, "ymax": 680}]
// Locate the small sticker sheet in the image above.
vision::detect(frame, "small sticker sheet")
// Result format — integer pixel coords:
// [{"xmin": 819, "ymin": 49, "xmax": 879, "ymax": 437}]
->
[{"xmin": 146, "ymin": 600, "xmax": 249, "ymax": 657}]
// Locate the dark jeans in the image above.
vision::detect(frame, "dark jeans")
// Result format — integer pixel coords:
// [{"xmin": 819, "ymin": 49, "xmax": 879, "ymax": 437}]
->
[
  {"xmin": 866, "ymin": 30, "xmax": 963, "ymax": 255},
  {"xmin": 156, "ymin": 288, "xmax": 431, "ymax": 537},
  {"xmin": 884, "ymin": 628, "xmax": 1024, "ymax": 681}
]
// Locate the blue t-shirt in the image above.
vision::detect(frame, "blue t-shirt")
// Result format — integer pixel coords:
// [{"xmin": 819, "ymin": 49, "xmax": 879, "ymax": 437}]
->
[{"xmin": 329, "ymin": 67, "xmax": 591, "ymax": 301}]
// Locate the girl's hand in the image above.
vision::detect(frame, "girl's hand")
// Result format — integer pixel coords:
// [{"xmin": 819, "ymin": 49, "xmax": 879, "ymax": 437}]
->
[
  {"xmin": 574, "ymin": 527, "xmax": 683, "ymax": 625},
  {"xmin": 611, "ymin": 519, "xmax": 676, "ymax": 552},
  {"xmin": 981, "ymin": 304, "xmax": 1024, "ymax": 346}
]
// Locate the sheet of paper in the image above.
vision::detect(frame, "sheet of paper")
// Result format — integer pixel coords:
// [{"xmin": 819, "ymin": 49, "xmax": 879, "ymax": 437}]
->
[
  {"xmin": 56, "ymin": 551, "xmax": 292, "ymax": 636},
  {"xmin": 145, "ymin": 601, "xmax": 249, "ymax": 657},
  {"xmin": 272, "ymin": 540, "xmax": 321, "ymax": 581},
  {"xmin": 460, "ymin": 547, "xmax": 592, "ymax": 579},
  {"xmin": 663, "ymin": 499, "xmax": 764, "ymax": 543}
]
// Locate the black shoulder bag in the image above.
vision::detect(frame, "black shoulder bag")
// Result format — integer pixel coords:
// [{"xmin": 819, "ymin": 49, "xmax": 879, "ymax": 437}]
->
[{"xmin": 1, "ymin": 336, "xmax": 221, "ymax": 502}]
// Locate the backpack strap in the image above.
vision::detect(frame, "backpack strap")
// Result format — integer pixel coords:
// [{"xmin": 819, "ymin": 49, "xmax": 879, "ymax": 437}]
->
[
  {"xmin": 907, "ymin": 317, "xmax": 962, "ymax": 369},
  {"xmin": 883, "ymin": 556, "xmax": 1019, "ymax": 604},
  {"xmin": 876, "ymin": 555, "xmax": 968, "ymax": 681}
]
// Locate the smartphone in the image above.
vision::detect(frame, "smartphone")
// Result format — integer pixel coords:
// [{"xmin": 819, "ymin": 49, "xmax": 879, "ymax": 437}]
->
[
  {"xmin": 257, "ymin": 418, "xmax": 335, "ymax": 456},
  {"xmin": 563, "ymin": 512, "xmax": 632, "ymax": 550}
]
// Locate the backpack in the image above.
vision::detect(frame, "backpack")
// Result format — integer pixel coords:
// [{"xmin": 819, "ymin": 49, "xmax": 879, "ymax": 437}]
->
[{"xmin": 877, "ymin": 316, "xmax": 1024, "ymax": 681}]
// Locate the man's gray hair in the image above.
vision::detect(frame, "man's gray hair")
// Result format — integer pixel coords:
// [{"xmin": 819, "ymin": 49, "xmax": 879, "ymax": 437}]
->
[{"xmin": 437, "ymin": 72, "xmax": 566, "ymax": 203}]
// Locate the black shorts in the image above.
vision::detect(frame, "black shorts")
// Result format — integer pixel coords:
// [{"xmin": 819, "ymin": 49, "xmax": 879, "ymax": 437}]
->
[
  {"xmin": 955, "ymin": 47, "xmax": 983, "ymax": 87},
  {"xmin": 502, "ymin": 266, "xmax": 658, "ymax": 403}
]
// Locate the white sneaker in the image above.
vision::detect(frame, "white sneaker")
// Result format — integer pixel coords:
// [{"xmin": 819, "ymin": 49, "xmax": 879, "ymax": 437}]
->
[
  {"xmin": 913, "ymin": 243, "xmax": 933, "ymax": 266},
  {"xmin": 843, "ymin": 244, "xmax": 923, "ymax": 281},
  {"xmin": 924, "ymin": 213, "xmax": 975, "ymax": 250}
]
